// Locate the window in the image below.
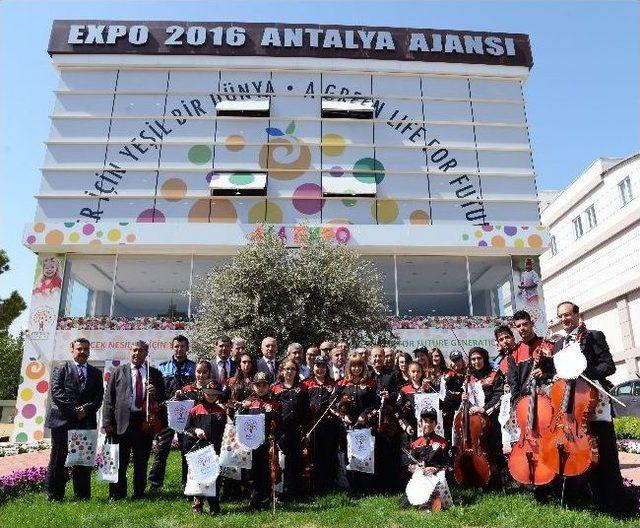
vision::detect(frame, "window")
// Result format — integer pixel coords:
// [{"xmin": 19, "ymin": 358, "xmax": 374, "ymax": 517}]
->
[
  {"xmin": 618, "ymin": 176, "xmax": 634, "ymax": 206},
  {"xmin": 616, "ymin": 382, "xmax": 633, "ymax": 396},
  {"xmin": 572, "ymin": 215, "xmax": 584, "ymax": 240},
  {"xmin": 550, "ymin": 235, "xmax": 558, "ymax": 256},
  {"xmin": 468, "ymin": 257, "xmax": 514, "ymax": 316},
  {"xmin": 215, "ymin": 99, "xmax": 270, "ymax": 117},
  {"xmin": 396, "ymin": 256, "xmax": 469, "ymax": 316},
  {"xmin": 584, "ymin": 205, "xmax": 597, "ymax": 229},
  {"xmin": 321, "ymin": 97, "xmax": 374, "ymax": 119},
  {"xmin": 59, "ymin": 256, "xmax": 116, "ymax": 317},
  {"xmin": 360, "ymin": 256, "xmax": 397, "ymax": 315},
  {"xmin": 209, "ymin": 171, "xmax": 267, "ymax": 196},
  {"xmin": 112, "ymin": 257, "xmax": 190, "ymax": 319}
]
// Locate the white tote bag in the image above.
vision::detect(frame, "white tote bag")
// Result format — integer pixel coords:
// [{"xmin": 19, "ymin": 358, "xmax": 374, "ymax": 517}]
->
[
  {"xmin": 346, "ymin": 428, "xmax": 375, "ymax": 474},
  {"xmin": 236, "ymin": 413, "xmax": 266, "ymax": 450},
  {"xmin": 166, "ymin": 399, "xmax": 195, "ymax": 433},
  {"xmin": 185, "ymin": 444, "xmax": 220, "ymax": 486},
  {"xmin": 65, "ymin": 429, "xmax": 98, "ymax": 467},
  {"xmin": 97, "ymin": 441, "xmax": 119, "ymax": 483},
  {"xmin": 219, "ymin": 422, "xmax": 252, "ymax": 469}
]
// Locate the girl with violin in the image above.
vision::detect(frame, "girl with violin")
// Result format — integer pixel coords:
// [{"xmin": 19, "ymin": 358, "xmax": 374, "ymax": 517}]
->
[
  {"xmin": 300, "ymin": 356, "xmax": 338, "ymax": 494},
  {"xmin": 460, "ymin": 347, "xmax": 505, "ymax": 484},
  {"xmin": 174, "ymin": 360, "xmax": 212, "ymax": 401},
  {"xmin": 183, "ymin": 380, "xmax": 227, "ymax": 515},
  {"xmin": 171, "ymin": 360, "xmax": 212, "ymax": 486},
  {"xmin": 396, "ymin": 361, "xmax": 428, "ymax": 440},
  {"xmin": 237, "ymin": 372, "xmax": 282, "ymax": 510},
  {"xmin": 271, "ymin": 359, "xmax": 309, "ymax": 499},
  {"xmin": 336, "ymin": 354, "xmax": 379, "ymax": 493}
]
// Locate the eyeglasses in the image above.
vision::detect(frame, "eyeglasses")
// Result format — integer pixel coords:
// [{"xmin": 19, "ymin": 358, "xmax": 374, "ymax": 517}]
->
[
  {"xmin": 320, "ymin": 348, "xmax": 331, "ymax": 351},
  {"xmin": 284, "ymin": 367, "xmax": 296, "ymax": 371}
]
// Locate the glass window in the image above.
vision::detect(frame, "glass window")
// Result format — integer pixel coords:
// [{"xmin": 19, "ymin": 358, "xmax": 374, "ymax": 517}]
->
[
  {"xmin": 616, "ymin": 382, "xmax": 633, "ymax": 396},
  {"xmin": 618, "ymin": 176, "xmax": 634, "ymax": 206},
  {"xmin": 550, "ymin": 235, "xmax": 558, "ymax": 256},
  {"xmin": 360, "ymin": 256, "xmax": 397, "ymax": 315},
  {"xmin": 468, "ymin": 257, "xmax": 514, "ymax": 316},
  {"xmin": 190, "ymin": 256, "xmax": 232, "ymax": 317},
  {"xmin": 59, "ymin": 256, "xmax": 116, "ymax": 317},
  {"xmin": 572, "ymin": 216, "xmax": 583, "ymax": 240},
  {"xmin": 585, "ymin": 205, "xmax": 597, "ymax": 229},
  {"xmin": 112, "ymin": 256, "xmax": 190, "ymax": 319},
  {"xmin": 396, "ymin": 256, "xmax": 469, "ymax": 316}
]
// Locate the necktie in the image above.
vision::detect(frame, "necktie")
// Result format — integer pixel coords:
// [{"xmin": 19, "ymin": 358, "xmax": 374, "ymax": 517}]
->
[
  {"xmin": 220, "ymin": 361, "xmax": 227, "ymax": 384},
  {"xmin": 564, "ymin": 334, "xmax": 573, "ymax": 347},
  {"xmin": 134, "ymin": 366, "xmax": 143, "ymax": 409},
  {"xmin": 269, "ymin": 361, "xmax": 274, "ymax": 375},
  {"xmin": 77, "ymin": 366, "xmax": 86, "ymax": 389}
]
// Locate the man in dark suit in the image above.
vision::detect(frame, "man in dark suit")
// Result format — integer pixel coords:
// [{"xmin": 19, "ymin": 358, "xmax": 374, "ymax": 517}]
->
[
  {"xmin": 210, "ymin": 335, "xmax": 236, "ymax": 389},
  {"xmin": 103, "ymin": 340, "xmax": 166, "ymax": 500},
  {"xmin": 555, "ymin": 301, "xmax": 635, "ymax": 517},
  {"xmin": 45, "ymin": 338, "xmax": 103, "ymax": 501},
  {"xmin": 256, "ymin": 336, "xmax": 279, "ymax": 383}
]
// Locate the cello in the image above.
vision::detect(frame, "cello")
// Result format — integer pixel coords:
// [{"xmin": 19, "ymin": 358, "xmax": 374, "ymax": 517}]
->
[
  {"xmin": 453, "ymin": 374, "xmax": 493, "ymax": 487},
  {"xmin": 507, "ymin": 339, "xmax": 555, "ymax": 486},
  {"xmin": 539, "ymin": 325, "xmax": 599, "ymax": 478}
]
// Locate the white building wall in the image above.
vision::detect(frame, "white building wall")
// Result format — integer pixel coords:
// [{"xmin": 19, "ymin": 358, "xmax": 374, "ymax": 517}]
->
[{"xmin": 541, "ymin": 154, "xmax": 640, "ymax": 382}]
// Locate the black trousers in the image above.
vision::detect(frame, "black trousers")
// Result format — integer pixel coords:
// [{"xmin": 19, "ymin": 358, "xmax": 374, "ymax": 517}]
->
[
  {"xmin": 589, "ymin": 420, "xmax": 635, "ymax": 515},
  {"xmin": 148, "ymin": 427, "xmax": 187, "ymax": 487},
  {"xmin": 248, "ymin": 444, "xmax": 271, "ymax": 507},
  {"xmin": 45, "ymin": 427, "xmax": 92, "ymax": 500},
  {"xmin": 310, "ymin": 419, "xmax": 339, "ymax": 494},
  {"xmin": 109, "ymin": 413, "xmax": 154, "ymax": 499}
]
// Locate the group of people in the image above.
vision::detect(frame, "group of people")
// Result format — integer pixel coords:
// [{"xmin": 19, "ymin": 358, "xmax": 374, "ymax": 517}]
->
[{"xmin": 44, "ymin": 301, "xmax": 636, "ymax": 517}]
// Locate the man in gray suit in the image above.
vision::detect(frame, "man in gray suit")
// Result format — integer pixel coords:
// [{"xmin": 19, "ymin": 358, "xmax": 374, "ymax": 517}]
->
[
  {"xmin": 210, "ymin": 335, "xmax": 236, "ymax": 391},
  {"xmin": 103, "ymin": 340, "xmax": 166, "ymax": 500},
  {"xmin": 45, "ymin": 338, "xmax": 103, "ymax": 501},
  {"xmin": 256, "ymin": 336, "xmax": 279, "ymax": 383}
]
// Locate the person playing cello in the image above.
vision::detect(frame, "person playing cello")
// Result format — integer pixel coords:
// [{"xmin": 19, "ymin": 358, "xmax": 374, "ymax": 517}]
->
[{"xmin": 554, "ymin": 301, "xmax": 636, "ymax": 517}]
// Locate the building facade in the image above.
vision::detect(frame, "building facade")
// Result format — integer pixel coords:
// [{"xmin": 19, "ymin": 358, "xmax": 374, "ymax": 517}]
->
[
  {"xmin": 540, "ymin": 154, "xmax": 640, "ymax": 384},
  {"xmin": 14, "ymin": 21, "xmax": 548, "ymax": 441}
]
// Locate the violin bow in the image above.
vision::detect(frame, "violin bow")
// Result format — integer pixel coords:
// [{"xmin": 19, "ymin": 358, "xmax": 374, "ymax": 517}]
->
[{"xmin": 304, "ymin": 386, "xmax": 340, "ymax": 440}]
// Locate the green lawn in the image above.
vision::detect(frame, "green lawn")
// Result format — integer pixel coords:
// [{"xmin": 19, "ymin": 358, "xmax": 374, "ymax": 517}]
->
[{"xmin": 0, "ymin": 451, "xmax": 636, "ymax": 528}]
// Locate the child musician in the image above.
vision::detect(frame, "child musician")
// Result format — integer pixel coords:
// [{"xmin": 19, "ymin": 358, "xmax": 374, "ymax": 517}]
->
[
  {"xmin": 183, "ymin": 380, "xmax": 227, "ymax": 515},
  {"xmin": 237, "ymin": 371, "xmax": 282, "ymax": 510},
  {"xmin": 400, "ymin": 407, "xmax": 452, "ymax": 511}
]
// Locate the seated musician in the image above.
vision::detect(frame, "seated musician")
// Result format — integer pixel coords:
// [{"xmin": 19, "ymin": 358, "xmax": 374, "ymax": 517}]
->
[{"xmin": 399, "ymin": 407, "xmax": 451, "ymax": 511}]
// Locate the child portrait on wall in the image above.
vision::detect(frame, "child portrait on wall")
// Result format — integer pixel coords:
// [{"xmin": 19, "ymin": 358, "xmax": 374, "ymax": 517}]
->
[
  {"xmin": 32, "ymin": 256, "xmax": 63, "ymax": 295},
  {"xmin": 517, "ymin": 257, "xmax": 540, "ymax": 305}
]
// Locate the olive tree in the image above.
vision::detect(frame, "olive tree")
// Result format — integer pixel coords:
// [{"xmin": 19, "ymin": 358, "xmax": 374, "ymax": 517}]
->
[{"xmin": 189, "ymin": 228, "xmax": 394, "ymax": 358}]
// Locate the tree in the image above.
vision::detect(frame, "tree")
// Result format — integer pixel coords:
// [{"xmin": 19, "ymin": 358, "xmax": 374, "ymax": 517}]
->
[
  {"xmin": 0, "ymin": 250, "xmax": 27, "ymax": 334},
  {"xmin": 0, "ymin": 250, "xmax": 26, "ymax": 399},
  {"xmin": 189, "ymin": 228, "xmax": 395, "ymax": 358}
]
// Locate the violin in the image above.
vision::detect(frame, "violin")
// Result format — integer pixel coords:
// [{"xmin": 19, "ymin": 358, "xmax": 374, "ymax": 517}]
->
[
  {"xmin": 539, "ymin": 326, "xmax": 599, "ymax": 478},
  {"xmin": 508, "ymin": 341, "xmax": 555, "ymax": 486},
  {"xmin": 453, "ymin": 374, "xmax": 493, "ymax": 487},
  {"xmin": 268, "ymin": 419, "xmax": 282, "ymax": 514},
  {"xmin": 141, "ymin": 361, "xmax": 163, "ymax": 435},
  {"xmin": 301, "ymin": 435, "xmax": 313, "ymax": 495}
]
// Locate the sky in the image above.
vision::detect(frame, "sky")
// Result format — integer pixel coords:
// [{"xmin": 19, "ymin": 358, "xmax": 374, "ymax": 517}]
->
[{"xmin": 1, "ymin": 0, "xmax": 638, "ymax": 334}]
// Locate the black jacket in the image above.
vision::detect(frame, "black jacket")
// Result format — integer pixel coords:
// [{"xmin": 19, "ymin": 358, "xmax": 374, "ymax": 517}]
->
[
  {"xmin": 45, "ymin": 361, "xmax": 103, "ymax": 429},
  {"xmin": 102, "ymin": 363, "xmax": 166, "ymax": 435},
  {"xmin": 553, "ymin": 329, "xmax": 616, "ymax": 389},
  {"xmin": 256, "ymin": 357, "xmax": 279, "ymax": 384}
]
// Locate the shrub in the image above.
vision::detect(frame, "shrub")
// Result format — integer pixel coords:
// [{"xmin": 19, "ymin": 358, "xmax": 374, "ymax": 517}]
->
[
  {"xmin": 614, "ymin": 416, "xmax": 640, "ymax": 440},
  {"xmin": 0, "ymin": 334, "xmax": 23, "ymax": 400}
]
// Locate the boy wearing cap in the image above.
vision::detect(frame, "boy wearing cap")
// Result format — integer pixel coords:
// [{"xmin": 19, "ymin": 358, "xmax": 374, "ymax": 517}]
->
[
  {"xmin": 183, "ymin": 380, "xmax": 227, "ymax": 515},
  {"xmin": 400, "ymin": 407, "xmax": 451, "ymax": 510},
  {"xmin": 238, "ymin": 372, "xmax": 282, "ymax": 510}
]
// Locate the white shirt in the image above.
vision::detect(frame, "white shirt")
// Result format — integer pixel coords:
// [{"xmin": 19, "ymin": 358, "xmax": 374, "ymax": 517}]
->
[
  {"xmin": 74, "ymin": 361, "xmax": 86, "ymax": 379},
  {"xmin": 217, "ymin": 357, "xmax": 231, "ymax": 382},
  {"xmin": 263, "ymin": 357, "xmax": 275, "ymax": 373},
  {"xmin": 130, "ymin": 363, "xmax": 147, "ymax": 411},
  {"xmin": 331, "ymin": 364, "xmax": 344, "ymax": 380}
]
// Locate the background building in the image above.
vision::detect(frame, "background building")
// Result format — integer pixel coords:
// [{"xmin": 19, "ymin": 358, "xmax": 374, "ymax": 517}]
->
[
  {"xmin": 14, "ymin": 21, "xmax": 548, "ymax": 441},
  {"xmin": 541, "ymin": 153, "xmax": 640, "ymax": 384}
]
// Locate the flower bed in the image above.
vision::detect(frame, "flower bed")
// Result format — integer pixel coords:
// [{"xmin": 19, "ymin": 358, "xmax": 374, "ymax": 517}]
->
[
  {"xmin": 618, "ymin": 439, "xmax": 640, "ymax": 454},
  {"xmin": 0, "ymin": 466, "xmax": 46, "ymax": 503},
  {"xmin": 0, "ymin": 441, "xmax": 50, "ymax": 458},
  {"xmin": 57, "ymin": 316, "xmax": 189, "ymax": 331},
  {"xmin": 389, "ymin": 315, "xmax": 511, "ymax": 330}
]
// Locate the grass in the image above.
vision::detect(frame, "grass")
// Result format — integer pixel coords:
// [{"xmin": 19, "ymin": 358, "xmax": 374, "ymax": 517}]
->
[{"xmin": 0, "ymin": 451, "xmax": 636, "ymax": 528}]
